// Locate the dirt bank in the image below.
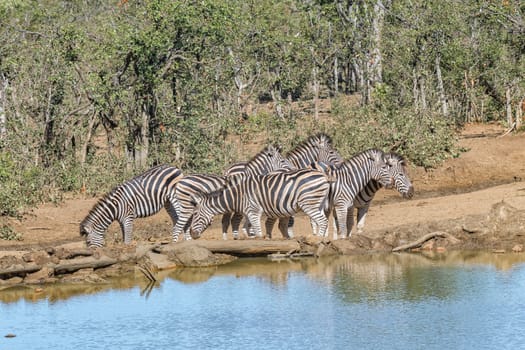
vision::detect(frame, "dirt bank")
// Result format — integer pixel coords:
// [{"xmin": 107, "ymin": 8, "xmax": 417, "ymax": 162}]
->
[{"xmin": 0, "ymin": 123, "xmax": 524, "ymax": 285}]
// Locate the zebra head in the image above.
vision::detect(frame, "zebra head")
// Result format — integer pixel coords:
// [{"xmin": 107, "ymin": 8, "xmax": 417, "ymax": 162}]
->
[
  {"xmin": 79, "ymin": 194, "xmax": 117, "ymax": 248},
  {"xmin": 366, "ymin": 149, "xmax": 394, "ymax": 188},
  {"xmin": 80, "ymin": 218, "xmax": 105, "ymax": 248},
  {"xmin": 386, "ymin": 152, "xmax": 414, "ymax": 199},
  {"xmin": 189, "ymin": 193, "xmax": 215, "ymax": 239}
]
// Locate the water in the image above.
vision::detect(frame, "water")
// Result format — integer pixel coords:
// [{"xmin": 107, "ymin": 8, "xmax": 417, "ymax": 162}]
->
[{"xmin": 1, "ymin": 252, "xmax": 525, "ymax": 350}]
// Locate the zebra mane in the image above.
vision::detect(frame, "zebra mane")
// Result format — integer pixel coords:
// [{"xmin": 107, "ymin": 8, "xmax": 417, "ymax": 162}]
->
[
  {"xmin": 80, "ymin": 185, "xmax": 121, "ymax": 228},
  {"xmin": 246, "ymin": 144, "xmax": 282, "ymax": 164},
  {"xmin": 386, "ymin": 152, "xmax": 408, "ymax": 167},
  {"xmin": 289, "ymin": 133, "xmax": 333, "ymax": 154},
  {"xmin": 342, "ymin": 148, "xmax": 386, "ymax": 167}
]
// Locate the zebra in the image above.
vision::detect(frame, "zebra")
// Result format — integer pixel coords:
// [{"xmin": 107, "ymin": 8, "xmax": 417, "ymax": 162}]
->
[
  {"xmin": 79, "ymin": 164, "xmax": 183, "ymax": 248},
  {"xmin": 328, "ymin": 149, "xmax": 395, "ymax": 240},
  {"xmin": 173, "ymin": 144, "xmax": 293, "ymax": 242},
  {"xmin": 189, "ymin": 168, "xmax": 331, "ymax": 240},
  {"xmin": 286, "ymin": 133, "xmax": 344, "ymax": 169},
  {"xmin": 347, "ymin": 152, "xmax": 414, "ymax": 236},
  {"xmin": 275, "ymin": 133, "xmax": 344, "ymax": 238},
  {"xmin": 221, "ymin": 134, "xmax": 343, "ymax": 239}
]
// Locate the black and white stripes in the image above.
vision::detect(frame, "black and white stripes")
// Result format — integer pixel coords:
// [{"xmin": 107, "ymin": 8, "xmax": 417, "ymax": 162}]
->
[
  {"xmin": 80, "ymin": 134, "xmax": 415, "ymax": 247},
  {"xmin": 190, "ymin": 168, "xmax": 331, "ymax": 239},
  {"xmin": 80, "ymin": 165, "xmax": 183, "ymax": 248}
]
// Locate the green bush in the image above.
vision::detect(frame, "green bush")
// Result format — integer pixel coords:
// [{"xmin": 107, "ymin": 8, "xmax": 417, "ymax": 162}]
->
[
  {"xmin": 0, "ymin": 225, "xmax": 22, "ymax": 241},
  {"xmin": 330, "ymin": 96, "xmax": 458, "ymax": 168}
]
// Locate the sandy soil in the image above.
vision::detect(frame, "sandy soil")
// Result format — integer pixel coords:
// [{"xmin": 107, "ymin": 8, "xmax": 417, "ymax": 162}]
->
[{"xmin": 1, "ymin": 123, "xmax": 525, "ymax": 251}]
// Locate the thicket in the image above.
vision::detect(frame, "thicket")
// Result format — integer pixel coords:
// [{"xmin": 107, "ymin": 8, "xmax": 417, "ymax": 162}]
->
[{"xmin": 0, "ymin": 0, "xmax": 523, "ymax": 220}]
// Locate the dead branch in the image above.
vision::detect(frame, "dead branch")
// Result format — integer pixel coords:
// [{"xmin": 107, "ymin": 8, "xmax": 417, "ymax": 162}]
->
[
  {"xmin": 53, "ymin": 256, "xmax": 118, "ymax": 275},
  {"xmin": 392, "ymin": 231, "xmax": 460, "ymax": 252},
  {"xmin": 498, "ymin": 122, "xmax": 516, "ymax": 138},
  {"xmin": 155, "ymin": 240, "xmax": 301, "ymax": 257},
  {"xmin": 0, "ymin": 264, "xmax": 41, "ymax": 278}
]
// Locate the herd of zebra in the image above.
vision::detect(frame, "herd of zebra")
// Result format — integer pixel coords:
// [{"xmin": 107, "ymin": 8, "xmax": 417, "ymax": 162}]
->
[{"xmin": 80, "ymin": 134, "xmax": 414, "ymax": 248}]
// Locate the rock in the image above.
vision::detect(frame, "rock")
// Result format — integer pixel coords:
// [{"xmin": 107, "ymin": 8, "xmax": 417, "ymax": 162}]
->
[
  {"xmin": 166, "ymin": 245, "xmax": 235, "ymax": 267},
  {"xmin": 371, "ymin": 239, "xmax": 391, "ymax": 252},
  {"xmin": 24, "ymin": 267, "xmax": 55, "ymax": 284},
  {"xmin": 512, "ymin": 244, "xmax": 523, "ymax": 253},
  {"xmin": 492, "ymin": 249, "xmax": 506, "ymax": 254},
  {"xmin": 383, "ymin": 233, "xmax": 398, "ymax": 247},
  {"xmin": 0, "ymin": 276, "xmax": 23, "ymax": 285},
  {"xmin": 146, "ymin": 251, "xmax": 178, "ymax": 270},
  {"xmin": 22, "ymin": 251, "xmax": 53, "ymax": 265},
  {"xmin": 331, "ymin": 240, "xmax": 361, "ymax": 254},
  {"xmin": 421, "ymin": 240, "xmax": 435, "ymax": 251}
]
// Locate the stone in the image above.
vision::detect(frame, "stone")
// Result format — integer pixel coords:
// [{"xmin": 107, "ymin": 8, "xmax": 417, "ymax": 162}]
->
[
  {"xmin": 22, "ymin": 251, "xmax": 53, "ymax": 265},
  {"xmin": 512, "ymin": 244, "xmax": 523, "ymax": 253},
  {"xmin": 24, "ymin": 267, "xmax": 54, "ymax": 284},
  {"xmin": 421, "ymin": 240, "xmax": 435, "ymax": 251},
  {"xmin": 146, "ymin": 251, "xmax": 178, "ymax": 270},
  {"xmin": 0, "ymin": 276, "xmax": 23, "ymax": 285},
  {"xmin": 166, "ymin": 245, "xmax": 235, "ymax": 267}
]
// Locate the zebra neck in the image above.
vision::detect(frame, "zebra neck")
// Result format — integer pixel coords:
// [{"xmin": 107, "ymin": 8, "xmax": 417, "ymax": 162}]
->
[{"xmin": 340, "ymin": 160, "xmax": 375, "ymax": 193}]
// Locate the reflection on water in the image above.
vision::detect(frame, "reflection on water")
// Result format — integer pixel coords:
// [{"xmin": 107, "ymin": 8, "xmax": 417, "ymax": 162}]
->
[
  {"xmin": 1, "ymin": 251, "xmax": 525, "ymax": 304},
  {"xmin": 1, "ymin": 252, "xmax": 525, "ymax": 350}
]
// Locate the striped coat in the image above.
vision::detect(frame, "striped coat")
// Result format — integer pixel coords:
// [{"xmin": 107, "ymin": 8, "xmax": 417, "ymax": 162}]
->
[
  {"xmin": 80, "ymin": 165, "xmax": 183, "ymax": 247},
  {"xmin": 190, "ymin": 169, "xmax": 331, "ymax": 239}
]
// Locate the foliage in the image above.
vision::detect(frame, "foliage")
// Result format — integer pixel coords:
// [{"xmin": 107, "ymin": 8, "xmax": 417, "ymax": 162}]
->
[
  {"xmin": 0, "ymin": 0, "xmax": 523, "ymax": 219},
  {"xmin": 330, "ymin": 97, "xmax": 458, "ymax": 168},
  {"xmin": 0, "ymin": 225, "xmax": 22, "ymax": 241}
]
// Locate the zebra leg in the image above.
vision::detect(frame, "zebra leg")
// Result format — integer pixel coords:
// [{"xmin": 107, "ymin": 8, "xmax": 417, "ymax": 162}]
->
[
  {"xmin": 356, "ymin": 205, "xmax": 370, "ymax": 234},
  {"xmin": 231, "ymin": 212, "xmax": 244, "ymax": 240},
  {"xmin": 183, "ymin": 217, "xmax": 193, "ymax": 241},
  {"xmin": 265, "ymin": 218, "xmax": 276, "ymax": 239},
  {"xmin": 172, "ymin": 210, "xmax": 192, "ymax": 242},
  {"xmin": 221, "ymin": 213, "xmax": 232, "ymax": 240},
  {"xmin": 301, "ymin": 206, "xmax": 328, "ymax": 238},
  {"xmin": 330, "ymin": 209, "xmax": 338, "ymax": 240},
  {"xmin": 244, "ymin": 218, "xmax": 255, "ymax": 237},
  {"xmin": 279, "ymin": 217, "xmax": 292, "ymax": 239},
  {"xmin": 165, "ymin": 201, "xmax": 180, "ymax": 238},
  {"xmin": 119, "ymin": 216, "xmax": 134, "ymax": 244},
  {"xmin": 346, "ymin": 206, "xmax": 355, "ymax": 237},
  {"xmin": 287, "ymin": 216, "xmax": 295, "ymax": 239},
  {"xmin": 246, "ymin": 210, "xmax": 263, "ymax": 238},
  {"xmin": 334, "ymin": 206, "xmax": 349, "ymax": 239}
]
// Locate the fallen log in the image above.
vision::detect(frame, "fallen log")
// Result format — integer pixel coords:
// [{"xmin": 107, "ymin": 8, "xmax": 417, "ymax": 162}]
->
[
  {"xmin": 53, "ymin": 256, "xmax": 118, "ymax": 275},
  {"xmin": 392, "ymin": 231, "xmax": 461, "ymax": 252},
  {"xmin": 0, "ymin": 264, "xmax": 42, "ymax": 279},
  {"xmin": 156, "ymin": 240, "xmax": 302, "ymax": 257}
]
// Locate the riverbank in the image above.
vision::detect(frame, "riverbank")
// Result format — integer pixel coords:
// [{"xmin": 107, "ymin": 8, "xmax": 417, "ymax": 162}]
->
[{"xmin": 1, "ymin": 123, "xmax": 525, "ymax": 286}]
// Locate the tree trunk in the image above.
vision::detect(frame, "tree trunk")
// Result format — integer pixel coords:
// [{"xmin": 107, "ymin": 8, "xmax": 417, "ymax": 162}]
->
[
  {"xmin": 370, "ymin": 0, "xmax": 384, "ymax": 85},
  {"xmin": 435, "ymin": 55, "xmax": 448, "ymax": 117},
  {"xmin": 312, "ymin": 65, "xmax": 320, "ymax": 119},
  {"xmin": 516, "ymin": 96, "xmax": 524, "ymax": 130},
  {"xmin": 136, "ymin": 105, "xmax": 150, "ymax": 168},
  {"xmin": 333, "ymin": 56, "xmax": 339, "ymax": 94},
  {"xmin": 506, "ymin": 86, "xmax": 513, "ymax": 128},
  {"xmin": 80, "ymin": 111, "xmax": 98, "ymax": 164},
  {"xmin": 0, "ymin": 75, "xmax": 7, "ymax": 139}
]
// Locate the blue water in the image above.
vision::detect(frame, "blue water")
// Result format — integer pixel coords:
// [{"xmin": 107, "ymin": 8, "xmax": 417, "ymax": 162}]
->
[{"xmin": 1, "ymin": 253, "xmax": 525, "ymax": 350}]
